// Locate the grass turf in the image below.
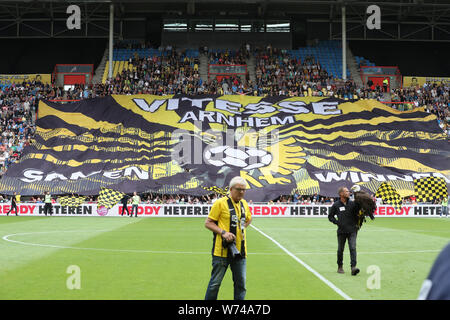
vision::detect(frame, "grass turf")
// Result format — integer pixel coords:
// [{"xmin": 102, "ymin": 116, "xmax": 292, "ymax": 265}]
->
[{"xmin": 0, "ymin": 216, "xmax": 449, "ymax": 300}]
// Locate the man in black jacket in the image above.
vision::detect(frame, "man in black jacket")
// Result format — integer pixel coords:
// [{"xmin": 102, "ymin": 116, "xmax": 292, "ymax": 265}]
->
[
  {"xmin": 6, "ymin": 192, "xmax": 18, "ymax": 216},
  {"xmin": 120, "ymin": 194, "xmax": 131, "ymax": 216},
  {"xmin": 328, "ymin": 186, "xmax": 361, "ymax": 276}
]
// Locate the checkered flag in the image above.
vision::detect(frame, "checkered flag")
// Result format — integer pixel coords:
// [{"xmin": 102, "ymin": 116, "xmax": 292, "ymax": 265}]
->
[
  {"xmin": 202, "ymin": 186, "xmax": 229, "ymax": 196},
  {"xmin": 414, "ymin": 176, "xmax": 448, "ymax": 203},
  {"xmin": 59, "ymin": 195, "xmax": 86, "ymax": 207},
  {"xmin": 376, "ymin": 182, "xmax": 402, "ymax": 211},
  {"xmin": 98, "ymin": 188, "xmax": 125, "ymax": 209}
]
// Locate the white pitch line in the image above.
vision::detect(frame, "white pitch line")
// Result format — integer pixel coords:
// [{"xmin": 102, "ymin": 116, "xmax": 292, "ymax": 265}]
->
[
  {"xmin": 1, "ymin": 231, "xmax": 442, "ymax": 258},
  {"xmin": 1, "ymin": 232, "xmax": 210, "ymax": 254},
  {"xmin": 292, "ymin": 250, "xmax": 441, "ymax": 255},
  {"xmin": 0, "ymin": 231, "xmax": 286, "ymax": 255},
  {"xmin": 250, "ymin": 224, "xmax": 352, "ymax": 300}
]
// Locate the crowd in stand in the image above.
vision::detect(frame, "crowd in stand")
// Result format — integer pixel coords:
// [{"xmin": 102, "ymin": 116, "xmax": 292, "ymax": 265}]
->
[
  {"xmin": 24, "ymin": 45, "xmax": 415, "ymax": 102},
  {"xmin": 208, "ymin": 48, "xmax": 248, "ymax": 65},
  {"xmin": 106, "ymin": 48, "xmax": 203, "ymax": 95},
  {"xmin": 390, "ymin": 83, "xmax": 449, "ymax": 135},
  {"xmin": 250, "ymin": 46, "xmax": 386, "ymax": 100},
  {"xmin": 254, "ymin": 47, "xmax": 334, "ymax": 96},
  {"xmin": 0, "ymin": 80, "xmax": 43, "ymax": 178}
]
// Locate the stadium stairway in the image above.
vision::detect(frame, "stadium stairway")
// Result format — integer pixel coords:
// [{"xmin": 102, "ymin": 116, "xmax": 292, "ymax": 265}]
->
[
  {"xmin": 346, "ymin": 44, "xmax": 363, "ymax": 87},
  {"xmin": 246, "ymin": 55, "xmax": 256, "ymax": 85},
  {"xmin": 93, "ymin": 47, "xmax": 108, "ymax": 84},
  {"xmin": 380, "ymin": 92, "xmax": 391, "ymax": 102},
  {"xmin": 199, "ymin": 52, "xmax": 209, "ymax": 83}
]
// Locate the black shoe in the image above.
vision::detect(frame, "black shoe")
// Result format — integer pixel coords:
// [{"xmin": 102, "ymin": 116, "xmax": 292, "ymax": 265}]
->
[
  {"xmin": 351, "ymin": 267, "xmax": 360, "ymax": 276},
  {"xmin": 337, "ymin": 267, "xmax": 344, "ymax": 274}
]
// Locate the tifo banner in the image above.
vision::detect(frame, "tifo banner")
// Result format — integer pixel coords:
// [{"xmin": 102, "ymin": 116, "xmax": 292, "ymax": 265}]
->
[
  {"xmin": 0, "ymin": 203, "xmax": 446, "ymax": 217},
  {"xmin": 0, "ymin": 95, "xmax": 449, "ymax": 202},
  {"xmin": 403, "ymin": 76, "xmax": 450, "ymax": 87},
  {"xmin": 0, "ymin": 74, "xmax": 52, "ymax": 84}
]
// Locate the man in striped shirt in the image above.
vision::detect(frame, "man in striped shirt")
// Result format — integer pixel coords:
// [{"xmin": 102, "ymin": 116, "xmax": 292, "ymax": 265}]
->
[{"xmin": 204, "ymin": 176, "xmax": 252, "ymax": 300}]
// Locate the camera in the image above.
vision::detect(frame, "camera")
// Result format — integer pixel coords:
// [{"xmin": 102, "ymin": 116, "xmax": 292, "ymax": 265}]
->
[
  {"xmin": 222, "ymin": 239, "xmax": 242, "ymax": 259},
  {"xmin": 222, "ymin": 217, "xmax": 246, "ymax": 259}
]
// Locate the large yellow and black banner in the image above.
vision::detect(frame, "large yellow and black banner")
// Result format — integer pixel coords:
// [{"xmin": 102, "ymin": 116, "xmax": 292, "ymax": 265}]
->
[{"xmin": 0, "ymin": 95, "xmax": 448, "ymax": 202}]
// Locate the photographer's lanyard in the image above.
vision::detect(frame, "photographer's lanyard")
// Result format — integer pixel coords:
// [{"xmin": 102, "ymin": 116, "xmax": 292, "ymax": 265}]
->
[{"xmin": 227, "ymin": 197, "xmax": 246, "ymax": 258}]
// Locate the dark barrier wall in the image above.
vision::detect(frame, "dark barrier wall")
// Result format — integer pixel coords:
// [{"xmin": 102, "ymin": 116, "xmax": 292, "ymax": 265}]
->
[
  {"xmin": 1, "ymin": 37, "xmax": 447, "ymax": 76},
  {"xmin": 0, "ymin": 38, "xmax": 107, "ymax": 74},
  {"xmin": 161, "ymin": 32, "xmax": 292, "ymax": 50},
  {"xmin": 349, "ymin": 40, "xmax": 450, "ymax": 77}
]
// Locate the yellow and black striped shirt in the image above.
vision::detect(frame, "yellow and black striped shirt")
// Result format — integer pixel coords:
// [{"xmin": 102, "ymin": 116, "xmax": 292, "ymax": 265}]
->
[{"xmin": 208, "ymin": 196, "xmax": 251, "ymax": 258}]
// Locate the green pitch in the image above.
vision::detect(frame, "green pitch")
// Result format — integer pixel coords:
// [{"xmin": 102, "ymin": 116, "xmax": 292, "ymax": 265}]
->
[{"xmin": 0, "ymin": 216, "xmax": 449, "ymax": 300}]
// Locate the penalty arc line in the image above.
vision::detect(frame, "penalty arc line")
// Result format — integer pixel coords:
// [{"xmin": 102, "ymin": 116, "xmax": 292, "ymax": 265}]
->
[{"xmin": 250, "ymin": 224, "xmax": 352, "ymax": 301}]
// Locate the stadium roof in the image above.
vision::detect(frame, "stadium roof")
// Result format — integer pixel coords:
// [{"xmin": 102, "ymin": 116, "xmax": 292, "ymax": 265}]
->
[
  {"xmin": 2, "ymin": 0, "xmax": 450, "ymax": 17},
  {"xmin": 0, "ymin": 0, "xmax": 448, "ymax": 41}
]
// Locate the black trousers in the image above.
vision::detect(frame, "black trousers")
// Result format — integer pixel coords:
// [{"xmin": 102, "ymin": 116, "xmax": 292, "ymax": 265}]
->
[
  {"xmin": 121, "ymin": 204, "xmax": 130, "ymax": 215},
  {"xmin": 337, "ymin": 232, "xmax": 358, "ymax": 268},
  {"xmin": 7, "ymin": 203, "xmax": 18, "ymax": 215},
  {"xmin": 44, "ymin": 203, "xmax": 53, "ymax": 215}
]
